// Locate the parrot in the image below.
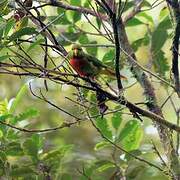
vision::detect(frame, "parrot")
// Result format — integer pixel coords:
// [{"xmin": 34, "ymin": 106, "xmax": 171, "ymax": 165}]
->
[{"xmin": 68, "ymin": 44, "xmax": 126, "ymax": 80}]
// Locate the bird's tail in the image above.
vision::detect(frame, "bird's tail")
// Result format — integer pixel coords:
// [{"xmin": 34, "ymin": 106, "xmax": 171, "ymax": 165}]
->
[{"xmin": 101, "ymin": 68, "xmax": 127, "ymax": 80}]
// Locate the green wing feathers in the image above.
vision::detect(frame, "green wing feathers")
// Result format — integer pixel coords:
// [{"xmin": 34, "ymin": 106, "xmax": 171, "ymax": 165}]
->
[{"xmin": 100, "ymin": 67, "xmax": 127, "ymax": 80}]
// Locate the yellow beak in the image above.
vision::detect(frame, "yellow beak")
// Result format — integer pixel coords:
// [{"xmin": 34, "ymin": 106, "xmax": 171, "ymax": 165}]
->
[{"xmin": 74, "ymin": 49, "xmax": 78, "ymax": 56}]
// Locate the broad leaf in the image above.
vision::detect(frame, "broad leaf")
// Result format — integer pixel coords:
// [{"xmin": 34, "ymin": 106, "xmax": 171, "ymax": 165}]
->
[
  {"xmin": 96, "ymin": 117, "xmax": 112, "ymax": 140},
  {"xmin": 94, "ymin": 141, "xmax": 110, "ymax": 151},
  {"xmin": 79, "ymin": 34, "xmax": 89, "ymax": 44},
  {"xmin": 0, "ymin": 55, "xmax": 12, "ymax": 62},
  {"xmin": 118, "ymin": 120, "xmax": 143, "ymax": 151},
  {"xmin": 111, "ymin": 111, "xmax": 122, "ymax": 130},
  {"xmin": 6, "ymin": 141, "xmax": 24, "ymax": 156},
  {"xmin": 126, "ymin": 18, "xmax": 144, "ymax": 27},
  {"xmin": 11, "ymin": 107, "xmax": 40, "ymax": 124},
  {"xmin": 23, "ymin": 134, "xmax": 43, "ymax": 162},
  {"xmin": 153, "ymin": 50, "xmax": 169, "ymax": 77},
  {"xmin": 10, "ymin": 166, "xmax": 35, "ymax": 177},
  {"xmin": 85, "ymin": 41, "xmax": 98, "ymax": 56},
  {"xmin": 96, "ymin": 162, "xmax": 115, "ymax": 172},
  {"xmin": 9, "ymin": 83, "xmax": 29, "ymax": 114},
  {"xmin": 9, "ymin": 27, "xmax": 37, "ymax": 42},
  {"xmin": 102, "ymin": 49, "xmax": 115, "ymax": 63}
]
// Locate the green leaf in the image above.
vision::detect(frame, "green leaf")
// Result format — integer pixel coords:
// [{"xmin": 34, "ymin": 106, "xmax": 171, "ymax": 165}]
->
[
  {"xmin": 89, "ymin": 94, "xmax": 98, "ymax": 116},
  {"xmin": 0, "ymin": 0, "xmax": 8, "ymax": 16},
  {"xmin": 27, "ymin": 38, "xmax": 44, "ymax": 52},
  {"xmin": 56, "ymin": 9, "xmax": 70, "ymax": 25},
  {"xmin": 125, "ymin": 149, "xmax": 142, "ymax": 161},
  {"xmin": 96, "ymin": 17, "xmax": 101, "ymax": 29},
  {"xmin": 0, "ymin": 130, "xmax": 3, "ymax": 138},
  {"xmin": 159, "ymin": 7, "xmax": 169, "ymax": 21},
  {"xmin": 86, "ymin": 42, "xmax": 97, "ymax": 56},
  {"xmin": 61, "ymin": 174, "xmax": 72, "ymax": 180},
  {"xmin": 118, "ymin": 120, "xmax": 143, "ymax": 151},
  {"xmin": 126, "ymin": 18, "xmax": 144, "ymax": 27},
  {"xmin": 0, "ymin": 114, "xmax": 13, "ymax": 121},
  {"xmin": 4, "ymin": 18, "xmax": 15, "ymax": 37},
  {"xmin": 79, "ymin": 34, "xmax": 89, "ymax": 44},
  {"xmin": 122, "ymin": 1, "xmax": 134, "ymax": 12},
  {"xmin": 58, "ymin": 32, "xmax": 80, "ymax": 46},
  {"xmin": 96, "ymin": 162, "xmax": 115, "ymax": 172},
  {"xmin": 96, "ymin": 117, "xmax": 112, "ymax": 140},
  {"xmin": 12, "ymin": 107, "xmax": 40, "ymax": 124},
  {"xmin": 102, "ymin": 49, "xmax": 115, "ymax": 63},
  {"xmin": 9, "ymin": 83, "xmax": 29, "ymax": 114},
  {"xmin": 71, "ymin": 0, "xmax": 81, "ymax": 6},
  {"xmin": 0, "ymin": 151, "xmax": 6, "ymax": 162},
  {"xmin": 94, "ymin": 141, "xmax": 110, "ymax": 151},
  {"xmin": 151, "ymin": 16, "xmax": 171, "ymax": 53},
  {"xmin": 9, "ymin": 27, "xmax": 37, "ymax": 42},
  {"xmin": 153, "ymin": 50, "xmax": 169, "ymax": 77},
  {"xmin": 6, "ymin": 142, "xmax": 24, "ymax": 156},
  {"xmin": 0, "ymin": 99, "xmax": 9, "ymax": 114},
  {"xmin": 151, "ymin": 30, "xmax": 167, "ymax": 54},
  {"xmin": 41, "ymin": 145, "xmax": 73, "ymax": 161},
  {"xmin": 23, "ymin": 134, "xmax": 43, "ymax": 162},
  {"xmin": 0, "ymin": 55, "xmax": 11, "ymax": 62},
  {"xmin": 66, "ymin": 0, "xmax": 81, "ymax": 23},
  {"xmin": 111, "ymin": 111, "xmax": 122, "ymax": 130},
  {"xmin": 10, "ymin": 166, "xmax": 35, "ymax": 177},
  {"xmin": 158, "ymin": 16, "xmax": 171, "ymax": 30},
  {"xmin": 132, "ymin": 34, "xmax": 149, "ymax": 51},
  {"xmin": 137, "ymin": 12, "xmax": 154, "ymax": 24}
]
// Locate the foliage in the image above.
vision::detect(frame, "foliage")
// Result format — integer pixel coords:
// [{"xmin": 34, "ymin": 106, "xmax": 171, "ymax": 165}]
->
[{"xmin": 0, "ymin": 0, "xmax": 177, "ymax": 179}]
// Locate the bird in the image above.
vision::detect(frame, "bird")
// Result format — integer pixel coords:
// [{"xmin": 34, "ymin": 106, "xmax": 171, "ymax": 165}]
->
[{"xmin": 68, "ymin": 44, "xmax": 126, "ymax": 80}]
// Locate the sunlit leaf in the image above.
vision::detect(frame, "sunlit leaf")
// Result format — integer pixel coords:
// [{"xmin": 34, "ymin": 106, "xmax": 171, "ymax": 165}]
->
[
  {"xmin": 6, "ymin": 142, "xmax": 24, "ymax": 156},
  {"xmin": 132, "ymin": 34, "xmax": 149, "ymax": 51},
  {"xmin": 79, "ymin": 34, "xmax": 89, "ymax": 44},
  {"xmin": 126, "ymin": 18, "xmax": 144, "ymax": 27},
  {"xmin": 96, "ymin": 117, "xmax": 112, "ymax": 140},
  {"xmin": 0, "ymin": 151, "xmax": 6, "ymax": 162},
  {"xmin": 56, "ymin": 9, "xmax": 70, "ymax": 25},
  {"xmin": 0, "ymin": 130, "xmax": 3, "ymax": 138},
  {"xmin": 41, "ymin": 145, "xmax": 73, "ymax": 161},
  {"xmin": 10, "ymin": 166, "xmax": 35, "ymax": 177},
  {"xmin": 9, "ymin": 27, "xmax": 37, "ymax": 42},
  {"xmin": 94, "ymin": 141, "xmax": 110, "ymax": 151},
  {"xmin": 0, "ymin": 55, "xmax": 12, "ymax": 62},
  {"xmin": 66, "ymin": 0, "xmax": 81, "ymax": 23},
  {"xmin": 125, "ymin": 149, "xmax": 142, "ymax": 161},
  {"xmin": 96, "ymin": 162, "xmax": 115, "ymax": 172},
  {"xmin": 151, "ymin": 16, "xmax": 171, "ymax": 53},
  {"xmin": 85, "ymin": 41, "xmax": 97, "ymax": 56},
  {"xmin": 111, "ymin": 111, "xmax": 122, "ymax": 130},
  {"xmin": 102, "ymin": 49, "xmax": 115, "ymax": 63},
  {"xmin": 137, "ymin": 12, "xmax": 153, "ymax": 24},
  {"xmin": 118, "ymin": 120, "xmax": 143, "ymax": 151},
  {"xmin": 0, "ymin": 99, "xmax": 9, "ymax": 114},
  {"xmin": 95, "ymin": 160, "xmax": 115, "ymax": 172},
  {"xmin": 4, "ymin": 18, "xmax": 15, "ymax": 37},
  {"xmin": 61, "ymin": 174, "xmax": 72, "ymax": 180},
  {"xmin": 23, "ymin": 134, "xmax": 43, "ymax": 162},
  {"xmin": 13, "ymin": 107, "xmax": 40, "ymax": 123},
  {"xmin": 27, "ymin": 38, "xmax": 44, "ymax": 52},
  {"xmin": 9, "ymin": 83, "xmax": 29, "ymax": 114},
  {"xmin": 153, "ymin": 50, "xmax": 169, "ymax": 77}
]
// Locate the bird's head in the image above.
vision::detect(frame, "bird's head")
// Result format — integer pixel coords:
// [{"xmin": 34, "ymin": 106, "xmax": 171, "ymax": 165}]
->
[{"xmin": 70, "ymin": 44, "xmax": 83, "ymax": 58}]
